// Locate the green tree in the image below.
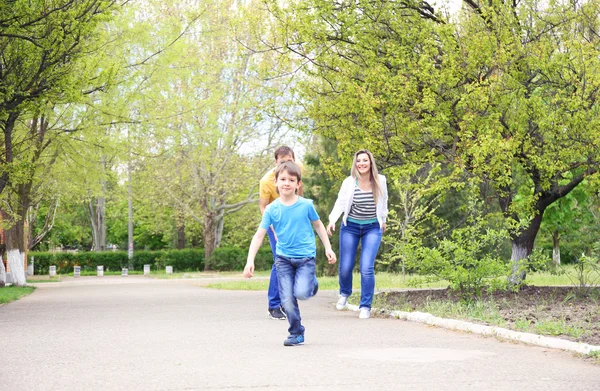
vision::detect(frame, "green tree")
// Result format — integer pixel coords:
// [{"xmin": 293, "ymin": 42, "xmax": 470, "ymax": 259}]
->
[
  {"xmin": 0, "ymin": 0, "xmax": 121, "ymax": 285},
  {"xmin": 539, "ymin": 179, "xmax": 600, "ymax": 265},
  {"xmin": 265, "ymin": 0, "xmax": 600, "ymax": 286},
  {"xmin": 119, "ymin": 0, "xmax": 300, "ymax": 265}
]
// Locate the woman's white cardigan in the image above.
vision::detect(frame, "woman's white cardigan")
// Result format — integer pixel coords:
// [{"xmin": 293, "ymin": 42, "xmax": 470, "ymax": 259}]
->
[{"xmin": 328, "ymin": 174, "xmax": 388, "ymax": 231}]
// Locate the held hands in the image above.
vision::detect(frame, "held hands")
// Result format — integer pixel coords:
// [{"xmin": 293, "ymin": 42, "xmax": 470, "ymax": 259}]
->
[
  {"xmin": 326, "ymin": 222, "xmax": 335, "ymax": 236},
  {"xmin": 243, "ymin": 262, "xmax": 255, "ymax": 278},
  {"xmin": 325, "ymin": 249, "xmax": 337, "ymax": 264}
]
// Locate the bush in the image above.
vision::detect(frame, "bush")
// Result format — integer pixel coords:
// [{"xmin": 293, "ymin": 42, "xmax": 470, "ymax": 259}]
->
[
  {"xmin": 31, "ymin": 249, "xmax": 201, "ymax": 274},
  {"xmin": 255, "ymin": 246, "xmax": 275, "ymax": 271},
  {"xmin": 158, "ymin": 249, "xmax": 204, "ymax": 271},
  {"xmin": 206, "ymin": 246, "xmax": 273, "ymax": 271},
  {"xmin": 413, "ymin": 220, "xmax": 511, "ymax": 297},
  {"xmin": 132, "ymin": 250, "xmax": 164, "ymax": 271},
  {"xmin": 30, "ymin": 246, "xmax": 269, "ymax": 274},
  {"xmin": 206, "ymin": 247, "xmax": 245, "ymax": 271}
]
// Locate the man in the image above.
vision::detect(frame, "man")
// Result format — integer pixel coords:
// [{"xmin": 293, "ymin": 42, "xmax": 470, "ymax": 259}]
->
[{"xmin": 259, "ymin": 146, "xmax": 304, "ymax": 319}]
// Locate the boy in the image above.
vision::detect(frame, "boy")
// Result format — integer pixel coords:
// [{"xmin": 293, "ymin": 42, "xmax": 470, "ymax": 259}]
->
[
  {"xmin": 244, "ymin": 161, "xmax": 336, "ymax": 346},
  {"xmin": 259, "ymin": 146, "xmax": 304, "ymax": 320}
]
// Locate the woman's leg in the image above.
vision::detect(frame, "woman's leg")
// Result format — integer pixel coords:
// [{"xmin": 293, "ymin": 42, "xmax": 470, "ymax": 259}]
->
[
  {"xmin": 339, "ymin": 222, "xmax": 360, "ymax": 298},
  {"xmin": 359, "ymin": 223, "xmax": 382, "ymax": 309}
]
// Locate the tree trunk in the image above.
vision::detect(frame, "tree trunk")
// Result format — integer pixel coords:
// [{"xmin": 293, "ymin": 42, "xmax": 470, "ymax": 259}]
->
[
  {"xmin": 215, "ymin": 211, "xmax": 224, "ymax": 249},
  {"xmin": 203, "ymin": 212, "xmax": 216, "ymax": 271},
  {"xmin": 552, "ymin": 230, "xmax": 561, "ymax": 266},
  {"xmin": 97, "ymin": 196, "xmax": 106, "ymax": 251},
  {"xmin": 88, "ymin": 197, "xmax": 106, "ymax": 251},
  {"xmin": 4, "ymin": 218, "xmax": 26, "ymax": 286},
  {"xmin": 27, "ymin": 197, "xmax": 59, "ymax": 250},
  {"xmin": 508, "ymin": 213, "xmax": 543, "ymax": 287},
  {"xmin": 176, "ymin": 211, "xmax": 185, "ymax": 249},
  {"xmin": 0, "ymin": 260, "xmax": 6, "ymax": 287}
]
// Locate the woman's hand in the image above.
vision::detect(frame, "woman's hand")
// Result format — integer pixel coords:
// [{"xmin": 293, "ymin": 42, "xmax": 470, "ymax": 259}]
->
[
  {"xmin": 326, "ymin": 222, "xmax": 336, "ymax": 236},
  {"xmin": 381, "ymin": 223, "xmax": 386, "ymax": 234}
]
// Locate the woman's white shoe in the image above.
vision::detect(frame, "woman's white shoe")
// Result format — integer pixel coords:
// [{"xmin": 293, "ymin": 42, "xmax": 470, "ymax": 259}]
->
[
  {"xmin": 359, "ymin": 308, "xmax": 371, "ymax": 319},
  {"xmin": 336, "ymin": 296, "xmax": 348, "ymax": 310}
]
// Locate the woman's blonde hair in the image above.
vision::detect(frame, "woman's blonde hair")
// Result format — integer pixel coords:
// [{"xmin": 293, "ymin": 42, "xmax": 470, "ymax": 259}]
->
[{"xmin": 350, "ymin": 149, "xmax": 382, "ymax": 203}]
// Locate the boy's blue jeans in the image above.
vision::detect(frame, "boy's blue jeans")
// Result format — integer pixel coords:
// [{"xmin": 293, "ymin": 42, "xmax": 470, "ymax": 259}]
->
[
  {"xmin": 266, "ymin": 227, "xmax": 281, "ymax": 309},
  {"xmin": 339, "ymin": 221, "xmax": 382, "ymax": 309},
  {"xmin": 275, "ymin": 255, "xmax": 318, "ymax": 337}
]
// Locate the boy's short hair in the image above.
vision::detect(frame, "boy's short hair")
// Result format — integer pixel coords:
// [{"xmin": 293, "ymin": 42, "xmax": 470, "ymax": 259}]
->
[
  {"xmin": 274, "ymin": 145, "xmax": 295, "ymax": 160},
  {"xmin": 275, "ymin": 161, "xmax": 302, "ymax": 182}
]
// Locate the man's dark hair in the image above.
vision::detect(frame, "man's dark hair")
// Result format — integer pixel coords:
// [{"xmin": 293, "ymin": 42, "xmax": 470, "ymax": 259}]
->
[{"xmin": 274, "ymin": 145, "xmax": 295, "ymax": 160}]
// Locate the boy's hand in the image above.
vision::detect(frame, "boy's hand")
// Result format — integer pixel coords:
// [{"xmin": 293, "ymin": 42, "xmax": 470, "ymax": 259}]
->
[
  {"xmin": 326, "ymin": 222, "xmax": 335, "ymax": 236},
  {"xmin": 243, "ymin": 263, "xmax": 255, "ymax": 278},
  {"xmin": 325, "ymin": 249, "xmax": 337, "ymax": 264}
]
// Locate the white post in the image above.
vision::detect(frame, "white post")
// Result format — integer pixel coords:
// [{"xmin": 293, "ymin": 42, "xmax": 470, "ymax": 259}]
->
[
  {"xmin": 166, "ymin": 266, "xmax": 173, "ymax": 274},
  {"xmin": 27, "ymin": 256, "xmax": 34, "ymax": 276},
  {"xmin": 97, "ymin": 266, "xmax": 104, "ymax": 277},
  {"xmin": 144, "ymin": 264, "xmax": 150, "ymax": 275},
  {"xmin": 49, "ymin": 265, "xmax": 56, "ymax": 277},
  {"xmin": 122, "ymin": 268, "xmax": 128, "ymax": 276},
  {"xmin": 74, "ymin": 266, "xmax": 81, "ymax": 277}
]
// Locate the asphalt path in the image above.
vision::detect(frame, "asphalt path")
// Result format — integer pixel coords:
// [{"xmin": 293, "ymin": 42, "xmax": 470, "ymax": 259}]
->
[{"xmin": 1, "ymin": 276, "xmax": 600, "ymax": 390}]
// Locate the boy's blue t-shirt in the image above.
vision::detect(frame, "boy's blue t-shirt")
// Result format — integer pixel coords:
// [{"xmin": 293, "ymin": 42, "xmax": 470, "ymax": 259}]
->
[{"xmin": 260, "ymin": 197, "xmax": 320, "ymax": 258}]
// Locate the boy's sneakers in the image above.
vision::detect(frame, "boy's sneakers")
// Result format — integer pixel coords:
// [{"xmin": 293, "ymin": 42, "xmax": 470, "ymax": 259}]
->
[
  {"xmin": 268, "ymin": 307, "xmax": 287, "ymax": 320},
  {"xmin": 283, "ymin": 334, "xmax": 304, "ymax": 346},
  {"xmin": 359, "ymin": 307, "xmax": 371, "ymax": 319},
  {"xmin": 336, "ymin": 295, "xmax": 348, "ymax": 310}
]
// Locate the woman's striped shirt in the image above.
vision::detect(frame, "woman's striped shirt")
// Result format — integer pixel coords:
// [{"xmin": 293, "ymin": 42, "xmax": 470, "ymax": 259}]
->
[{"xmin": 347, "ymin": 186, "xmax": 377, "ymax": 222}]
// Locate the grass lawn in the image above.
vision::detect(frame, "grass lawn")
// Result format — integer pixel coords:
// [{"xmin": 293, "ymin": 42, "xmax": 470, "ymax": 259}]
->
[
  {"xmin": 0, "ymin": 285, "xmax": 35, "ymax": 304},
  {"xmin": 198, "ymin": 267, "xmax": 585, "ymax": 291}
]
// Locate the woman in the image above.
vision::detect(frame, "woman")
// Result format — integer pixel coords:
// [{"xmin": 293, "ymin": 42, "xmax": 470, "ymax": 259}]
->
[{"xmin": 326, "ymin": 149, "xmax": 388, "ymax": 319}]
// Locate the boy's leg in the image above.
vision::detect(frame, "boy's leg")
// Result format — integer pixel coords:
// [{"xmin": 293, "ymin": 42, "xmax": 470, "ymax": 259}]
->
[
  {"xmin": 358, "ymin": 223, "xmax": 383, "ymax": 309},
  {"xmin": 339, "ymin": 222, "xmax": 360, "ymax": 298},
  {"xmin": 293, "ymin": 257, "xmax": 318, "ymax": 300},
  {"xmin": 276, "ymin": 256, "xmax": 304, "ymax": 338},
  {"xmin": 266, "ymin": 227, "xmax": 284, "ymax": 318}
]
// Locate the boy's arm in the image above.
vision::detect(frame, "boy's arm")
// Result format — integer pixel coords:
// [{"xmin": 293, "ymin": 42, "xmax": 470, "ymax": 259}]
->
[
  {"xmin": 244, "ymin": 227, "xmax": 268, "ymax": 278},
  {"xmin": 312, "ymin": 220, "xmax": 337, "ymax": 264}
]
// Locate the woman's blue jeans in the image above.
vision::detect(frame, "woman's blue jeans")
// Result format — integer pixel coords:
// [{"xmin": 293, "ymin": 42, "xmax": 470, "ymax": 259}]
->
[
  {"xmin": 339, "ymin": 221, "xmax": 382, "ymax": 309},
  {"xmin": 266, "ymin": 227, "xmax": 281, "ymax": 309},
  {"xmin": 275, "ymin": 255, "xmax": 318, "ymax": 337}
]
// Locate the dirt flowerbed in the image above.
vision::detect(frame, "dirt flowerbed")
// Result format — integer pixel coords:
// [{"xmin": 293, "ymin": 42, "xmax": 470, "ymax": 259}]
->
[{"xmin": 374, "ymin": 286, "xmax": 600, "ymax": 346}]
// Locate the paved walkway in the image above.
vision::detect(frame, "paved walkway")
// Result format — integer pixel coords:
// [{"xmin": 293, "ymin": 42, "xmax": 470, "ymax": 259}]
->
[{"xmin": 1, "ymin": 276, "xmax": 600, "ymax": 390}]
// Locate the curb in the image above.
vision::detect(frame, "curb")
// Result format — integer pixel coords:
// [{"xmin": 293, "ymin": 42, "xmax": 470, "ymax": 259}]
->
[{"xmin": 346, "ymin": 304, "xmax": 600, "ymax": 356}]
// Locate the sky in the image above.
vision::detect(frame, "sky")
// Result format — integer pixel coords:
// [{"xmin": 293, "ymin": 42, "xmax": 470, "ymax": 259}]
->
[{"xmin": 432, "ymin": 0, "xmax": 464, "ymax": 15}]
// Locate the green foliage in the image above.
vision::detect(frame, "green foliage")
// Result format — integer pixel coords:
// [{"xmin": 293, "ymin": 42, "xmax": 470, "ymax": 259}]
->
[
  {"xmin": 415, "ymin": 217, "xmax": 511, "ymax": 297},
  {"xmin": 538, "ymin": 181, "xmax": 600, "ymax": 265},
  {"xmin": 206, "ymin": 246, "xmax": 272, "ymax": 272},
  {"xmin": 268, "ymin": 0, "xmax": 600, "ymax": 288},
  {"xmin": 304, "ymin": 137, "xmax": 343, "ymax": 277},
  {"xmin": 32, "ymin": 202, "xmax": 93, "ymax": 251},
  {"xmin": 570, "ymin": 251, "xmax": 600, "ymax": 289},
  {"xmin": 31, "ymin": 249, "xmax": 204, "ymax": 274},
  {"xmin": 381, "ymin": 165, "xmax": 448, "ymax": 274},
  {"xmin": 30, "ymin": 246, "xmax": 273, "ymax": 274},
  {"xmin": 130, "ymin": 251, "xmax": 164, "ymax": 271},
  {"xmin": 157, "ymin": 249, "xmax": 204, "ymax": 272}
]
